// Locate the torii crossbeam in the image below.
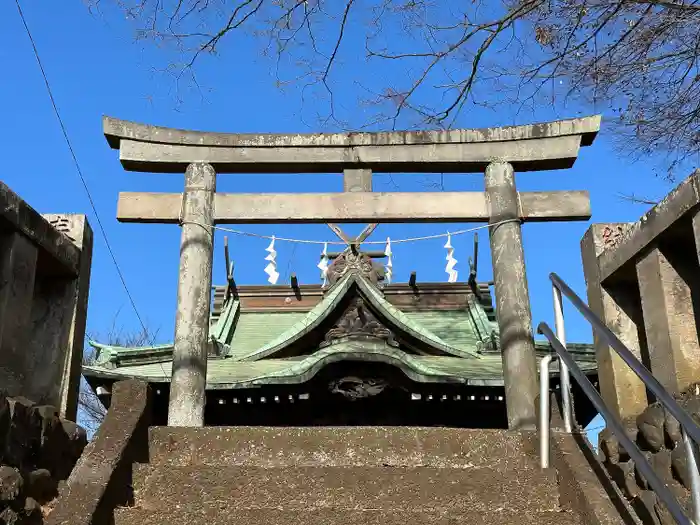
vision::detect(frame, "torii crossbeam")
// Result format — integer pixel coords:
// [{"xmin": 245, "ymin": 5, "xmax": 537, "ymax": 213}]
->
[{"xmin": 103, "ymin": 115, "xmax": 601, "ymax": 430}]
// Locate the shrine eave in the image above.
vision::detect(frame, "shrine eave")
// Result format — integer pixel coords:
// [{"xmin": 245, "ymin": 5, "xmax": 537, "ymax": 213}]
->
[
  {"xmin": 82, "ymin": 342, "xmax": 598, "ymax": 389},
  {"xmin": 102, "ymin": 115, "xmax": 601, "ymax": 174}
]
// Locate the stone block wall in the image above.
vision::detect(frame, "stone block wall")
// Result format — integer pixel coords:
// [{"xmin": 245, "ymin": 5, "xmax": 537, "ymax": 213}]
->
[
  {"xmin": 0, "ymin": 182, "xmax": 93, "ymax": 422},
  {"xmin": 0, "ymin": 393, "xmax": 86, "ymax": 525},
  {"xmin": 581, "ymin": 170, "xmax": 700, "ymax": 423},
  {"xmin": 599, "ymin": 383, "xmax": 700, "ymax": 525}
]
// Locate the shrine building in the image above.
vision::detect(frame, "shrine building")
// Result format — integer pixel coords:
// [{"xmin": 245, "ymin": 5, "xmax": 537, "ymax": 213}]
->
[{"xmin": 83, "ymin": 249, "xmax": 599, "ymax": 428}]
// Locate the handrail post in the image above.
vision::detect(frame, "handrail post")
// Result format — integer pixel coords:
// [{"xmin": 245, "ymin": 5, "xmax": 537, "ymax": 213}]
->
[
  {"xmin": 553, "ymin": 284, "xmax": 574, "ymax": 433},
  {"xmin": 540, "ymin": 355, "xmax": 553, "ymax": 469},
  {"xmin": 683, "ymin": 428, "xmax": 700, "ymax": 524}
]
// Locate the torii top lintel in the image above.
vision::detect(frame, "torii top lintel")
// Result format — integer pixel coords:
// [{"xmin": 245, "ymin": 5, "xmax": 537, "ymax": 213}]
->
[{"xmin": 103, "ymin": 115, "xmax": 601, "ymax": 174}]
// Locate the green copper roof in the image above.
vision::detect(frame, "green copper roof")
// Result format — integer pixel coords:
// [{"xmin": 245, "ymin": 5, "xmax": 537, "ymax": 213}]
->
[
  {"xmin": 235, "ymin": 272, "xmax": 481, "ymax": 361},
  {"xmin": 84, "ymin": 270, "xmax": 597, "ymax": 388},
  {"xmin": 83, "ymin": 340, "xmax": 597, "ymax": 388}
]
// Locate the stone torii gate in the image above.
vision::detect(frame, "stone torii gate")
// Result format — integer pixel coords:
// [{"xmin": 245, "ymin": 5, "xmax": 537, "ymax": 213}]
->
[{"xmin": 103, "ymin": 115, "xmax": 601, "ymax": 429}]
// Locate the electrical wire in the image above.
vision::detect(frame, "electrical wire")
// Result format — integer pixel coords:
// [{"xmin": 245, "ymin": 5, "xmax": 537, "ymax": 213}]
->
[
  {"xmin": 185, "ymin": 218, "xmax": 522, "ymax": 246},
  {"xmin": 14, "ymin": 0, "xmax": 149, "ymax": 334}
]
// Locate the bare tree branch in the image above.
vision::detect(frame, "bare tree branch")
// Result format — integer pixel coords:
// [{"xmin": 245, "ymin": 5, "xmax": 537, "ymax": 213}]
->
[
  {"xmin": 90, "ymin": 0, "xmax": 700, "ymax": 179},
  {"xmin": 80, "ymin": 312, "xmax": 160, "ymax": 433}
]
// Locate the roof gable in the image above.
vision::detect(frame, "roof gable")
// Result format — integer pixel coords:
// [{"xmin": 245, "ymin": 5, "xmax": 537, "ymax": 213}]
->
[{"xmin": 232, "ymin": 272, "xmax": 482, "ymax": 362}]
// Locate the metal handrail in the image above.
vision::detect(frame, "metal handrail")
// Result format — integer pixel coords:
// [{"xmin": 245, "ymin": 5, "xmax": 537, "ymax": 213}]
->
[
  {"xmin": 538, "ymin": 272, "xmax": 700, "ymax": 525},
  {"xmin": 549, "ymin": 273, "xmax": 700, "ymax": 444}
]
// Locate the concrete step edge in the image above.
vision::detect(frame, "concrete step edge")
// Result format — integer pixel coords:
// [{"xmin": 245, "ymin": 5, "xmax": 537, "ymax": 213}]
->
[
  {"xmin": 132, "ymin": 463, "xmax": 556, "ymax": 488},
  {"xmin": 114, "ymin": 506, "xmax": 582, "ymax": 525},
  {"xmin": 131, "ymin": 464, "xmax": 561, "ymax": 514},
  {"xmin": 147, "ymin": 426, "xmax": 537, "ymax": 469}
]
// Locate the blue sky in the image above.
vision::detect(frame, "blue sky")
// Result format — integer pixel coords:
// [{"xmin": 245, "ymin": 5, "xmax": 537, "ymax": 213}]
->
[{"xmin": 3, "ymin": 1, "xmax": 694, "ymax": 440}]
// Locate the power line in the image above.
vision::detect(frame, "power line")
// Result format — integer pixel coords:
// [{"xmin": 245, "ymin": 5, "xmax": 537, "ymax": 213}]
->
[
  {"xmin": 182, "ymin": 218, "xmax": 522, "ymax": 246},
  {"xmin": 14, "ymin": 0, "xmax": 149, "ymax": 334}
]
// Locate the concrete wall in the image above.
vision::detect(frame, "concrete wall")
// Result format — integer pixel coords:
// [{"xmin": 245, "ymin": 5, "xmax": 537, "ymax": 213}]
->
[
  {"xmin": 0, "ymin": 182, "xmax": 93, "ymax": 421},
  {"xmin": 581, "ymin": 170, "xmax": 700, "ymax": 422}
]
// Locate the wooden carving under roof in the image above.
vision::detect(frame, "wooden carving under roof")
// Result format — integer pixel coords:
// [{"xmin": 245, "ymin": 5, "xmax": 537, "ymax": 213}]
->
[
  {"xmin": 327, "ymin": 250, "xmax": 386, "ymax": 286},
  {"xmin": 320, "ymin": 297, "xmax": 399, "ymax": 348}
]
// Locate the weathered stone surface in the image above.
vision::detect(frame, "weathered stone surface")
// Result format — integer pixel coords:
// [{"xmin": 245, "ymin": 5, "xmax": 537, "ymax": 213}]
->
[
  {"xmin": 598, "ymin": 426, "xmax": 636, "ymax": 464},
  {"xmin": 104, "ymin": 114, "xmax": 601, "ymax": 149},
  {"xmin": 485, "ymin": 161, "xmax": 537, "ymax": 430},
  {"xmin": 633, "ymin": 490, "xmax": 661, "ymax": 525},
  {"xmin": 637, "ymin": 404, "xmax": 666, "ymax": 452},
  {"xmin": 0, "ymin": 395, "xmax": 9, "ymax": 462},
  {"xmin": 46, "ymin": 380, "xmax": 151, "ymax": 525},
  {"xmin": 607, "ymin": 460, "xmax": 639, "ymax": 499},
  {"xmin": 118, "ymin": 190, "xmax": 593, "ymax": 224},
  {"xmin": 653, "ymin": 481, "xmax": 688, "ymax": 525},
  {"xmin": 671, "ymin": 444, "xmax": 691, "ymax": 489},
  {"xmin": 0, "ymin": 506, "xmax": 20, "ymax": 525},
  {"xmin": 115, "ymin": 507, "xmax": 583, "ymax": 525},
  {"xmin": 133, "ymin": 464, "xmax": 561, "ymax": 513},
  {"xmin": 30, "ymin": 215, "xmax": 93, "ymax": 422},
  {"xmin": 0, "ymin": 184, "xmax": 92, "ymax": 423},
  {"xmin": 636, "ymin": 245, "xmax": 700, "ymax": 396},
  {"xmin": 34, "ymin": 406, "xmax": 64, "ymax": 476},
  {"xmin": 0, "ymin": 232, "xmax": 38, "ymax": 400},
  {"xmin": 50, "ymin": 421, "xmax": 86, "ymax": 481},
  {"xmin": 598, "ymin": 170, "xmax": 700, "ymax": 282},
  {"xmin": 0, "ymin": 182, "xmax": 80, "ymax": 277},
  {"xmin": 552, "ymin": 433, "xmax": 634, "ymax": 525},
  {"xmin": 681, "ymin": 396, "xmax": 700, "ymax": 424},
  {"xmin": 25, "ymin": 469, "xmax": 56, "ymax": 504},
  {"xmin": 0, "ymin": 394, "xmax": 88, "ymax": 525},
  {"xmin": 167, "ymin": 164, "xmax": 216, "ymax": 428},
  {"xmin": 6, "ymin": 398, "xmax": 41, "ymax": 469},
  {"xmin": 664, "ymin": 410, "xmax": 682, "ymax": 445},
  {"xmin": 148, "ymin": 426, "xmax": 536, "ymax": 470},
  {"xmin": 0, "ymin": 466, "xmax": 22, "ymax": 502},
  {"xmin": 635, "ymin": 451, "xmax": 654, "ymax": 490},
  {"xmin": 650, "ymin": 449, "xmax": 674, "ymax": 487},
  {"xmin": 115, "ymin": 507, "xmax": 584, "ymax": 525},
  {"xmin": 104, "ymin": 115, "xmax": 601, "ymax": 173},
  {"xmin": 22, "ymin": 497, "xmax": 43, "ymax": 525},
  {"xmin": 581, "ymin": 224, "xmax": 647, "ymax": 421}
]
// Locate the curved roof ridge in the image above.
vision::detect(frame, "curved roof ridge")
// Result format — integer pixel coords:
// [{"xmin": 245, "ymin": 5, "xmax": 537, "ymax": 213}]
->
[
  {"xmin": 236, "ymin": 272, "xmax": 480, "ymax": 362},
  {"xmin": 210, "ymin": 296, "xmax": 240, "ymax": 345},
  {"xmin": 235, "ymin": 273, "xmax": 356, "ymax": 361},
  {"xmin": 88, "ymin": 340, "xmax": 174, "ymax": 369},
  {"xmin": 355, "ymin": 275, "xmax": 480, "ymax": 359},
  {"xmin": 233, "ymin": 342, "xmax": 470, "ymax": 388}
]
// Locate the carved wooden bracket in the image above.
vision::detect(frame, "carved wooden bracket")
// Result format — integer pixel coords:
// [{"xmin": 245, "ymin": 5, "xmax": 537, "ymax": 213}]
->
[{"xmin": 320, "ymin": 297, "xmax": 398, "ymax": 348}]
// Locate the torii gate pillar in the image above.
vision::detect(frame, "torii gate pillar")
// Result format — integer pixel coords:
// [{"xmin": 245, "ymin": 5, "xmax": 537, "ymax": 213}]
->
[
  {"xmin": 168, "ymin": 163, "xmax": 216, "ymax": 427},
  {"xmin": 486, "ymin": 161, "xmax": 537, "ymax": 429}
]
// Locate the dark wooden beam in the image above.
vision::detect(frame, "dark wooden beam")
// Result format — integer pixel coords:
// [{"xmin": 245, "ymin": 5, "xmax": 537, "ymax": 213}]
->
[{"xmin": 326, "ymin": 250, "xmax": 386, "ymax": 259}]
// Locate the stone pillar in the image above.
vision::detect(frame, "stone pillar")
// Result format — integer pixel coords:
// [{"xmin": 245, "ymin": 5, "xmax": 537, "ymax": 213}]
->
[
  {"xmin": 484, "ymin": 161, "xmax": 538, "ymax": 430},
  {"xmin": 0, "ymin": 232, "xmax": 38, "ymax": 396},
  {"xmin": 636, "ymin": 245, "xmax": 700, "ymax": 395},
  {"xmin": 343, "ymin": 168, "xmax": 372, "ymax": 192},
  {"xmin": 29, "ymin": 215, "xmax": 93, "ymax": 420},
  {"xmin": 693, "ymin": 210, "xmax": 700, "ymax": 266},
  {"xmin": 581, "ymin": 224, "xmax": 647, "ymax": 421},
  {"xmin": 168, "ymin": 163, "xmax": 216, "ymax": 427}
]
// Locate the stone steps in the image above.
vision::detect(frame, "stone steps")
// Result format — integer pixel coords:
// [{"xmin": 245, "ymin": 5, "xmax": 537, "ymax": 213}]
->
[
  {"xmin": 112, "ymin": 427, "xmax": 586, "ymax": 525},
  {"xmin": 147, "ymin": 426, "xmax": 537, "ymax": 469},
  {"xmin": 132, "ymin": 464, "xmax": 560, "ymax": 513},
  {"xmin": 114, "ymin": 507, "xmax": 583, "ymax": 525}
]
